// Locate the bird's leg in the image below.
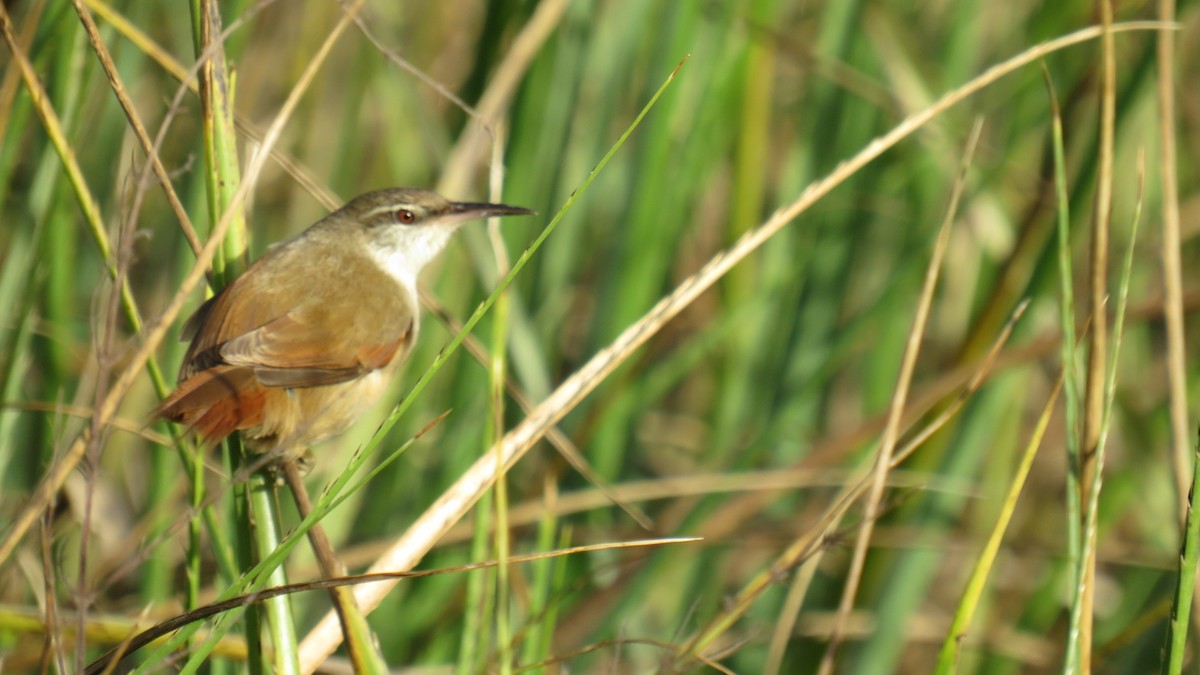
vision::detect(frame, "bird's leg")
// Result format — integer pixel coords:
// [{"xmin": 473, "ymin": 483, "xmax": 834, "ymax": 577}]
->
[{"xmin": 258, "ymin": 446, "xmax": 314, "ymax": 487}]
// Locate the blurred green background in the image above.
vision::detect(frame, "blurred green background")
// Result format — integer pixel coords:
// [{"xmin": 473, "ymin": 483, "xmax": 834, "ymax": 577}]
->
[{"xmin": 1, "ymin": 0, "xmax": 1198, "ymax": 672}]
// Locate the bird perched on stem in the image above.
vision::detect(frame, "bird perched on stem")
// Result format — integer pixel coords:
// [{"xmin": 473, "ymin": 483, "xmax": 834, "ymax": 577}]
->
[{"xmin": 158, "ymin": 187, "xmax": 533, "ymax": 454}]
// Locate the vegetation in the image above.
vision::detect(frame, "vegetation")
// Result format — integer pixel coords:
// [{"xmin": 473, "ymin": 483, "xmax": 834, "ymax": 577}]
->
[{"xmin": 0, "ymin": 1, "xmax": 1195, "ymax": 673}]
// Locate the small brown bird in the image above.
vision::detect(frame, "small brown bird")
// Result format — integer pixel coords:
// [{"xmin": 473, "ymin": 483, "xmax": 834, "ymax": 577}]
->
[{"xmin": 159, "ymin": 188, "xmax": 533, "ymax": 454}]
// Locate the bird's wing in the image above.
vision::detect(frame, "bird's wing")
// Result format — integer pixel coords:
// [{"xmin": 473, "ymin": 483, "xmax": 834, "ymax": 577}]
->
[
  {"xmin": 219, "ymin": 309, "xmax": 412, "ymax": 388},
  {"xmin": 180, "ymin": 249, "xmax": 416, "ymax": 389}
]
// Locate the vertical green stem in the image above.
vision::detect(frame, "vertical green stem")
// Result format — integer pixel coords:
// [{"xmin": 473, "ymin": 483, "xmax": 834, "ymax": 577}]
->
[
  {"xmin": 251, "ymin": 475, "xmax": 301, "ymax": 675},
  {"xmin": 1162, "ymin": 434, "xmax": 1200, "ymax": 674}
]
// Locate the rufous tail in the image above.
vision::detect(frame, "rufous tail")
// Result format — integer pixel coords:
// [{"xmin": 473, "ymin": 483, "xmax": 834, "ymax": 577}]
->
[{"xmin": 156, "ymin": 365, "xmax": 266, "ymax": 446}]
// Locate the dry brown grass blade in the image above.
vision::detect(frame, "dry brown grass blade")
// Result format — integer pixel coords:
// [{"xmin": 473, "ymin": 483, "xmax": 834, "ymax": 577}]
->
[
  {"xmin": 83, "ymin": 0, "xmax": 339, "ymax": 210},
  {"xmin": 812, "ymin": 119, "xmax": 984, "ymax": 675},
  {"xmin": 1076, "ymin": 4, "xmax": 1117, "ymax": 670},
  {"xmin": 38, "ymin": 510, "xmax": 63, "ymax": 672},
  {"xmin": 296, "ymin": 21, "xmax": 1171, "ymax": 668},
  {"xmin": 0, "ymin": 0, "xmax": 44, "ymax": 142},
  {"xmin": 69, "ymin": 0, "xmax": 202, "ymax": 256},
  {"xmin": 1156, "ymin": 0, "xmax": 1199, "ymax": 652},
  {"xmin": 438, "ymin": 0, "xmax": 570, "ymax": 197},
  {"xmin": 1156, "ymin": 0, "xmax": 1189, "ymax": 508}
]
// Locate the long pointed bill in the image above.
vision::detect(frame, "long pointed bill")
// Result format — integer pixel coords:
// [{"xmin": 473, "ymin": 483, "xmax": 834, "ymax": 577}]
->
[{"xmin": 444, "ymin": 201, "xmax": 536, "ymax": 225}]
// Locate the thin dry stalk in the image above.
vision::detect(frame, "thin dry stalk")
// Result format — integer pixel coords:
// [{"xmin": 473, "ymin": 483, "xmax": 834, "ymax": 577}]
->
[
  {"xmin": 39, "ymin": 509, "xmax": 63, "ymax": 673},
  {"xmin": 0, "ymin": 0, "xmax": 44, "ymax": 142},
  {"xmin": 83, "ymin": 0, "xmax": 338, "ymax": 210},
  {"xmin": 438, "ymin": 0, "xmax": 570, "ymax": 197},
  {"xmin": 1076, "ymin": 3, "xmax": 1117, "ymax": 670},
  {"xmin": 74, "ymin": 97, "xmax": 149, "ymax": 674},
  {"xmin": 1156, "ymin": 0, "xmax": 1189, "ymax": 507},
  {"xmin": 1156, "ymin": 0, "xmax": 1199, "ymax": 652},
  {"xmin": 813, "ymin": 120, "xmax": 983, "ymax": 675},
  {"xmin": 70, "ymin": 0, "xmax": 202, "ymax": 256},
  {"xmin": 293, "ymin": 23, "xmax": 1172, "ymax": 668},
  {"xmin": 282, "ymin": 461, "xmax": 381, "ymax": 669}
]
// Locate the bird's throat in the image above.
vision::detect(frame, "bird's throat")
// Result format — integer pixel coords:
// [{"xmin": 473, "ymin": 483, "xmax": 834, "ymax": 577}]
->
[{"xmin": 365, "ymin": 225, "xmax": 459, "ymax": 295}]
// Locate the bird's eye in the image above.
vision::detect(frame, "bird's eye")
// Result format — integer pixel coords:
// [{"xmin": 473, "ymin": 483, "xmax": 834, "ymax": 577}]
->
[{"xmin": 392, "ymin": 209, "xmax": 417, "ymax": 224}]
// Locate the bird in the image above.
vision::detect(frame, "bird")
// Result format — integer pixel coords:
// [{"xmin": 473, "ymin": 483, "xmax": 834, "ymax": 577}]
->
[{"xmin": 157, "ymin": 187, "xmax": 533, "ymax": 455}]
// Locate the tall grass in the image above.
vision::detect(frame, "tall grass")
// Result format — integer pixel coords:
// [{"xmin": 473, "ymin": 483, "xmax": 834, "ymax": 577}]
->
[{"xmin": 0, "ymin": 1, "xmax": 1195, "ymax": 673}]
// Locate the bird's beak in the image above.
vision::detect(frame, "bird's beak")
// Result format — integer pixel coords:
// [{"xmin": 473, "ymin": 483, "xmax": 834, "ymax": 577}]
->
[{"xmin": 444, "ymin": 201, "xmax": 536, "ymax": 225}]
